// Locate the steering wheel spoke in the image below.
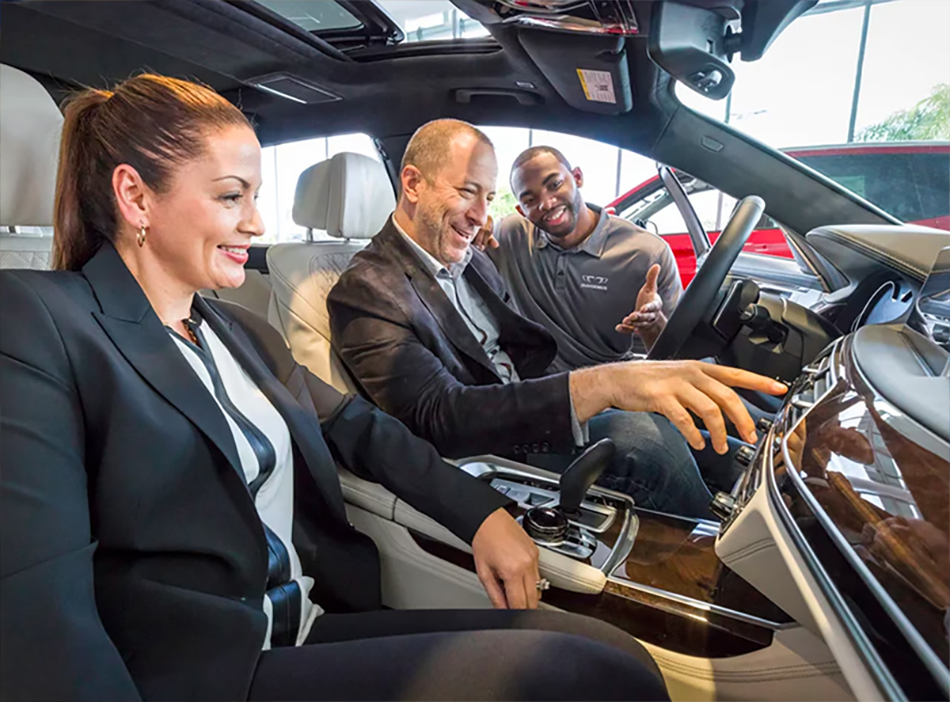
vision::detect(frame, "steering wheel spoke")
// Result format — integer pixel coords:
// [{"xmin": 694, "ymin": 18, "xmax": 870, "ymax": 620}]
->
[{"xmin": 648, "ymin": 196, "xmax": 766, "ymax": 360}]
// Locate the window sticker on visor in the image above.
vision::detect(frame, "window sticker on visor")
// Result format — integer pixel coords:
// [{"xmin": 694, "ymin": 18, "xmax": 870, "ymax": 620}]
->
[{"xmin": 576, "ymin": 68, "xmax": 617, "ymax": 104}]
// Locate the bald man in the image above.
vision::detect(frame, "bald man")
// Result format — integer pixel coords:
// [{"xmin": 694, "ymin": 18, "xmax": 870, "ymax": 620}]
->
[
  {"xmin": 481, "ymin": 146, "xmax": 683, "ymax": 371},
  {"xmin": 327, "ymin": 119, "xmax": 786, "ymax": 523}
]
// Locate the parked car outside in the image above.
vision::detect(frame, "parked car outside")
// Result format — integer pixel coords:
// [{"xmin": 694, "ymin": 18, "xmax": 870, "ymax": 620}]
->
[{"xmin": 609, "ymin": 142, "xmax": 950, "ymax": 286}]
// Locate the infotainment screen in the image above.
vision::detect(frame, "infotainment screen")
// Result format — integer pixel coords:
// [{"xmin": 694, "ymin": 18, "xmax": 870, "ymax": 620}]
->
[{"xmin": 915, "ymin": 246, "xmax": 950, "ymax": 354}]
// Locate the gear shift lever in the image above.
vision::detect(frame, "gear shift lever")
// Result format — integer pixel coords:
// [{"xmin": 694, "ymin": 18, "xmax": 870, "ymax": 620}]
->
[
  {"xmin": 522, "ymin": 439, "xmax": 616, "ymax": 544},
  {"xmin": 558, "ymin": 438, "xmax": 616, "ymax": 513}
]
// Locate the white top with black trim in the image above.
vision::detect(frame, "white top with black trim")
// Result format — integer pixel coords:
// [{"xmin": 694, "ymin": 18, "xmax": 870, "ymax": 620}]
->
[{"xmin": 169, "ymin": 316, "xmax": 323, "ymax": 650}]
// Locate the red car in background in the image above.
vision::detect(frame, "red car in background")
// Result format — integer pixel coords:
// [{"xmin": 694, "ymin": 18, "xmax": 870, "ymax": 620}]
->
[{"xmin": 608, "ymin": 142, "xmax": 950, "ymax": 286}]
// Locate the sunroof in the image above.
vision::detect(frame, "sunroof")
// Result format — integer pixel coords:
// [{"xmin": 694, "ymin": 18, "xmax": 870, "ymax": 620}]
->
[
  {"xmin": 255, "ymin": 0, "xmax": 363, "ymax": 32},
  {"xmin": 375, "ymin": 0, "xmax": 490, "ymax": 42}
]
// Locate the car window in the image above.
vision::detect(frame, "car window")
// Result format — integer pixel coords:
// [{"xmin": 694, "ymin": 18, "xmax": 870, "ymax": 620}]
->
[
  {"xmin": 618, "ymin": 181, "xmax": 778, "ymax": 239},
  {"xmin": 795, "ymin": 151, "xmax": 950, "ymax": 226},
  {"xmin": 477, "ymin": 126, "xmax": 657, "ymax": 223},
  {"xmin": 615, "ymin": 176, "xmax": 790, "ymax": 287}
]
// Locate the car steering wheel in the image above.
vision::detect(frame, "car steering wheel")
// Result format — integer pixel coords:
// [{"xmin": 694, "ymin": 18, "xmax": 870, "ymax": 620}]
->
[{"xmin": 647, "ymin": 196, "xmax": 766, "ymax": 360}]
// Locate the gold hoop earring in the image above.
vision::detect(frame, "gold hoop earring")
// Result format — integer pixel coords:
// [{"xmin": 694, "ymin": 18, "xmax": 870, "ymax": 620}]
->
[{"xmin": 137, "ymin": 225, "xmax": 147, "ymax": 248}]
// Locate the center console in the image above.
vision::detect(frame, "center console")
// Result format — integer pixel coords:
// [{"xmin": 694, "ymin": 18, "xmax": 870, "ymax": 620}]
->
[{"xmin": 409, "ymin": 447, "xmax": 796, "ymax": 657}]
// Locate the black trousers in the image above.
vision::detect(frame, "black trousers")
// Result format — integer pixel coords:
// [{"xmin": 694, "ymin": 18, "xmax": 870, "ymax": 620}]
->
[{"xmin": 248, "ymin": 608, "xmax": 670, "ymax": 701}]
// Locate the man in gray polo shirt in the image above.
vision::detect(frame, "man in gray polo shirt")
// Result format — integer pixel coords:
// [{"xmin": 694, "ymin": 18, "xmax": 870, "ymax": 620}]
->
[{"xmin": 482, "ymin": 146, "xmax": 683, "ymax": 372}]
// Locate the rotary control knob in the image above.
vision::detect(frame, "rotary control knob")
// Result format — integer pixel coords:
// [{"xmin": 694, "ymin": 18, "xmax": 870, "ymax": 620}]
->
[
  {"xmin": 756, "ymin": 417, "xmax": 773, "ymax": 435},
  {"xmin": 709, "ymin": 491, "xmax": 737, "ymax": 521},
  {"xmin": 522, "ymin": 506, "xmax": 569, "ymax": 544},
  {"xmin": 735, "ymin": 445, "xmax": 756, "ymax": 467}
]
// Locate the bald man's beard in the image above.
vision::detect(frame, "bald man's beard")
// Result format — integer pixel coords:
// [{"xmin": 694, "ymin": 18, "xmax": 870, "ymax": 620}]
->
[{"xmin": 415, "ymin": 197, "xmax": 468, "ymax": 266}]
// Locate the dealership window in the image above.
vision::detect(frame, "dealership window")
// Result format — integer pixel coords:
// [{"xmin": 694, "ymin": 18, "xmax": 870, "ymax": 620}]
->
[
  {"xmin": 674, "ymin": 0, "xmax": 949, "ymax": 228},
  {"xmin": 257, "ymin": 133, "xmax": 380, "ymax": 243}
]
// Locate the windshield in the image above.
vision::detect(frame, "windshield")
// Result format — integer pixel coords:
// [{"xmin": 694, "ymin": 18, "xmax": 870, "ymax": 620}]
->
[{"xmin": 677, "ymin": 0, "xmax": 950, "ymax": 228}]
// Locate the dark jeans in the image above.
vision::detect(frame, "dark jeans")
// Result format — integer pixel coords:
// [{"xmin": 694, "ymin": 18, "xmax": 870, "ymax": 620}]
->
[
  {"xmin": 248, "ymin": 609, "xmax": 670, "ymax": 701},
  {"xmin": 527, "ymin": 410, "xmax": 747, "ymax": 520}
]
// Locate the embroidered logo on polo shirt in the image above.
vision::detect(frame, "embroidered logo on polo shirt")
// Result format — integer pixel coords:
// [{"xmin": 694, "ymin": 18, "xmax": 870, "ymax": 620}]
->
[{"xmin": 580, "ymin": 274, "xmax": 609, "ymax": 291}]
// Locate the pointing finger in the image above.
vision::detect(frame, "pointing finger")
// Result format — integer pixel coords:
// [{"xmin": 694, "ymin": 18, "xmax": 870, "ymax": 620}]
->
[{"xmin": 701, "ymin": 364, "xmax": 789, "ymax": 396}]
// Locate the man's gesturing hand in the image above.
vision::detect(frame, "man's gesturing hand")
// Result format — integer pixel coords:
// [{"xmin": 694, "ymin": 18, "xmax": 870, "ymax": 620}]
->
[
  {"xmin": 570, "ymin": 361, "xmax": 788, "ymax": 455},
  {"xmin": 471, "ymin": 507, "xmax": 542, "ymax": 609},
  {"xmin": 616, "ymin": 263, "xmax": 666, "ymax": 349},
  {"xmin": 473, "ymin": 214, "xmax": 499, "ymax": 251}
]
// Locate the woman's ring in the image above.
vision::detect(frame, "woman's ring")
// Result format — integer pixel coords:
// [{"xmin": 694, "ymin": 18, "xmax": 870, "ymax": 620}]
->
[{"xmin": 536, "ymin": 578, "xmax": 551, "ymax": 592}]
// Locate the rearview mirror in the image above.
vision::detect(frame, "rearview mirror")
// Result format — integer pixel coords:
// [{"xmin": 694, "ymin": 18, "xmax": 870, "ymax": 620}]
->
[{"xmin": 647, "ymin": 1, "xmax": 736, "ymax": 100}]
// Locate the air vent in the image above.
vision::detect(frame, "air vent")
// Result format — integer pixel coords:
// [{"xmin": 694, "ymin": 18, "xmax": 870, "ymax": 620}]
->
[
  {"xmin": 786, "ymin": 343, "xmax": 839, "ymax": 427},
  {"xmin": 249, "ymin": 73, "xmax": 341, "ymax": 104}
]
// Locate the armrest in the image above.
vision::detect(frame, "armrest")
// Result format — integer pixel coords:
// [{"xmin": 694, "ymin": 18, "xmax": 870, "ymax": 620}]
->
[
  {"xmin": 393, "ymin": 499, "xmax": 607, "ymax": 595},
  {"xmin": 338, "ymin": 467, "xmax": 397, "ymax": 520}
]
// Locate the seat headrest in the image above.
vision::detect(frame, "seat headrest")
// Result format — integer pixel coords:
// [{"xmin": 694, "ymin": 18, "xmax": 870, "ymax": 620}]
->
[
  {"xmin": 0, "ymin": 65, "xmax": 64, "ymax": 227},
  {"xmin": 292, "ymin": 152, "xmax": 395, "ymax": 239}
]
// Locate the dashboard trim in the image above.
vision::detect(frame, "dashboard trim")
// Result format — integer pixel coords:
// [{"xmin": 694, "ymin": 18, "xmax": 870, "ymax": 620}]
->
[
  {"xmin": 768, "ymin": 336, "xmax": 950, "ymax": 700},
  {"xmin": 767, "ymin": 426, "xmax": 905, "ymax": 701}
]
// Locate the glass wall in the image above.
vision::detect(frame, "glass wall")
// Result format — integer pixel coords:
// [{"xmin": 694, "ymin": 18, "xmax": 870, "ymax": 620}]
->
[
  {"xmin": 678, "ymin": 0, "xmax": 950, "ymax": 149},
  {"xmin": 676, "ymin": 0, "xmax": 949, "ymax": 225}
]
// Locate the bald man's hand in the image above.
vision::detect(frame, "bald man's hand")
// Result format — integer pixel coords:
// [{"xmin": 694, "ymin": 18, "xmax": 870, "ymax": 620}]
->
[
  {"xmin": 473, "ymin": 215, "xmax": 499, "ymax": 251},
  {"xmin": 570, "ymin": 361, "xmax": 788, "ymax": 455}
]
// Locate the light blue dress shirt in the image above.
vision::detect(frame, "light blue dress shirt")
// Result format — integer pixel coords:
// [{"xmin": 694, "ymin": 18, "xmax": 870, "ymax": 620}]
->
[{"xmin": 394, "ymin": 216, "xmax": 587, "ymax": 447}]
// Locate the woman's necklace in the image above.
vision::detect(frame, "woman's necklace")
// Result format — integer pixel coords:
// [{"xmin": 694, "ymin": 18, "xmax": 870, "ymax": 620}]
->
[{"xmin": 182, "ymin": 322, "xmax": 199, "ymax": 346}]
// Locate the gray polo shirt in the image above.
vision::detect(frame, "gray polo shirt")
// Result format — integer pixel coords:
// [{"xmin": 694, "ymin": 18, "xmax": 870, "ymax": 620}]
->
[{"xmin": 492, "ymin": 206, "xmax": 682, "ymax": 372}]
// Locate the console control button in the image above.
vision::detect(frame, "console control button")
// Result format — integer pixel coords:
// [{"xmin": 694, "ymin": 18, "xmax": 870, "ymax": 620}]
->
[
  {"xmin": 523, "ymin": 506, "xmax": 569, "ymax": 543},
  {"xmin": 735, "ymin": 445, "xmax": 756, "ymax": 467},
  {"xmin": 710, "ymin": 491, "xmax": 737, "ymax": 521}
]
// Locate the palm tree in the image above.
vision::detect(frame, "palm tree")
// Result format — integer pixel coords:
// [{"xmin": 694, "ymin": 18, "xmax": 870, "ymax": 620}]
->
[{"xmin": 857, "ymin": 83, "xmax": 950, "ymax": 142}]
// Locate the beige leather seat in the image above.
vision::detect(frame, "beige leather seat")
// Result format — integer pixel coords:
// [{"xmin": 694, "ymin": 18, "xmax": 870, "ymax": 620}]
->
[
  {"xmin": 201, "ymin": 265, "xmax": 272, "ymax": 319},
  {"xmin": 267, "ymin": 152, "xmax": 395, "ymax": 393},
  {"xmin": 0, "ymin": 64, "xmax": 62, "ymax": 269}
]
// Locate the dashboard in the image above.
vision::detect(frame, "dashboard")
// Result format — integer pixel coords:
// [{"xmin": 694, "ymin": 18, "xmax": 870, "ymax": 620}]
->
[{"xmin": 718, "ymin": 326, "xmax": 949, "ymax": 700}]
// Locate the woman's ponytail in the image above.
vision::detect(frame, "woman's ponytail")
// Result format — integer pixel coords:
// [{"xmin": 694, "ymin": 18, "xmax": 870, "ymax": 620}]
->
[{"xmin": 51, "ymin": 89, "xmax": 112, "ymax": 271}]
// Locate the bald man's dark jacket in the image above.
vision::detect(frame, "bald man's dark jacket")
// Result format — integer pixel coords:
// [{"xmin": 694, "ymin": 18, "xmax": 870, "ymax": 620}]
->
[{"xmin": 327, "ymin": 219, "xmax": 576, "ymax": 459}]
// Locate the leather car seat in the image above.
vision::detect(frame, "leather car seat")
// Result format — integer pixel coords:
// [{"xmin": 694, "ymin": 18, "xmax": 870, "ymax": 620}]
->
[
  {"xmin": 0, "ymin": 64, "xmax": 63, "ymax": 269},
  {"xmin": 267, "ymin": 152, "xmax": 395, "ymax": 393}
]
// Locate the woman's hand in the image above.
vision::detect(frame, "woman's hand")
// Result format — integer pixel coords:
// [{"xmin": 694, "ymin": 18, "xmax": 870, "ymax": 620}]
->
[{"xmin": 471, "ymin": 507, "xmax": 541, "ymax": 609}]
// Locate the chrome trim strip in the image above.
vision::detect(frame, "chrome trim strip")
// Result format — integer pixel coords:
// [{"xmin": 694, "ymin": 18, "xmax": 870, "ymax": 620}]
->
[
  {"xmin": 601, "ymin": 505, "xmax": 636, "ymax": 575},
  {"xmin": 782, "ymin": 350, "xmax": 950, "ymax": 696},
  {"xmin": 769, "ymin": 339, "xmax": 909, "ymax": 699},
  {"xmin": 766, "ymin": 429, "xmax": 904, "ymax": 699},
  {"xmin": 605, "ymin": 576, "xmax": 795, "ymax": 631}
]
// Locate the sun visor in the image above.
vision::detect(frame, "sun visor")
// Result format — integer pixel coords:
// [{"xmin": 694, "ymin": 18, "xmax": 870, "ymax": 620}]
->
[{"xmin": 519, "ymin": 31, "xmax": 633, "ymax": 115}]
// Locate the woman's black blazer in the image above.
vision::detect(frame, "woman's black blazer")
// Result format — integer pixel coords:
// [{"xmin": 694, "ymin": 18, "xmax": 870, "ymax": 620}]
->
[{"xmin": 0, "ymin": 243, "xmax": 508, "ymax": 702}]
